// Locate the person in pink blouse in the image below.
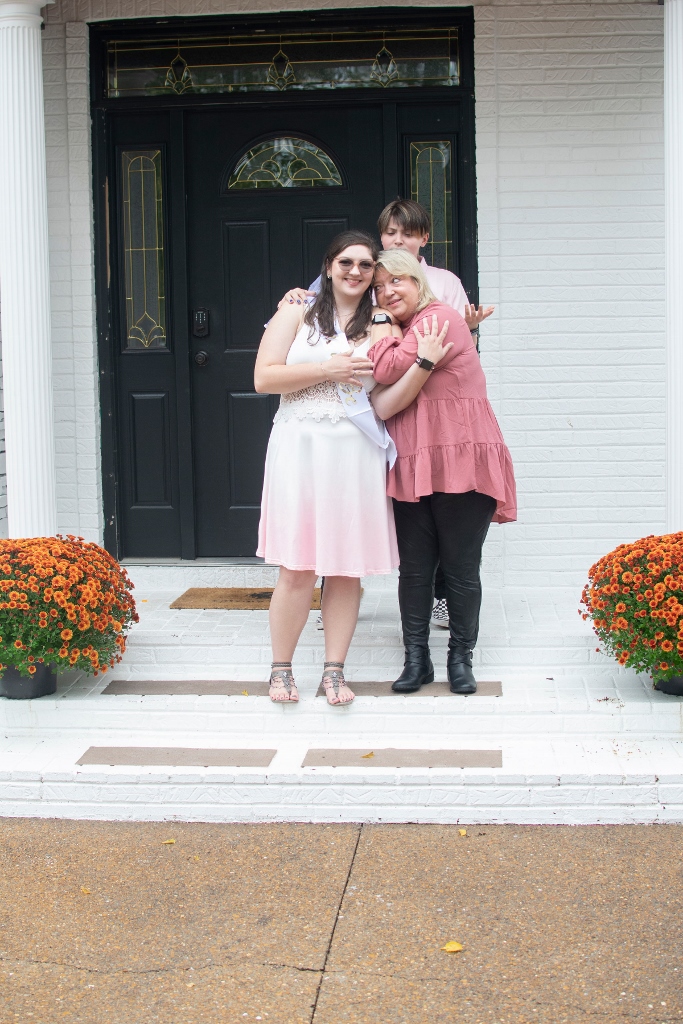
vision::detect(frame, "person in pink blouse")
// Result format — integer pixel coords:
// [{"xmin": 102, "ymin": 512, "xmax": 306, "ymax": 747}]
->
[{"xmin": 369, "ymin": 250, "xmax": 517, "ymax": 694}]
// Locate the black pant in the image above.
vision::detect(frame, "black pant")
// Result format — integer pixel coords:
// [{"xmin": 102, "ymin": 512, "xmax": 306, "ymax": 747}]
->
[
  {"xmin": 434, "ymin": 565, "xmax": 446, "ymax": 602},
  {"xmin": 393, "ymin": 491, "xmax": 496, "ymax": 651}
]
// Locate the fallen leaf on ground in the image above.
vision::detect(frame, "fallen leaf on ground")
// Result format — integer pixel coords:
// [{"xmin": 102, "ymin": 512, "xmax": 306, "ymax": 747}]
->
[
  {"xmin": 458, "ymin": 829, "xmax": 467, "ymax": 837},
  {"xmin": 80, "ymin": 886, "xmax": 91, "ymax": 895},
  {"xmin": 193, "ymin": 855, "xmax": 200, "ymax": 861},
  {"xmin": 186, "ymin": 983, "xmax": 195, "ymax": 988},
  {"xmin": 361, "ymin": 751, "xmax": 374, "ymax": 759},
  {"xmin": 242, "ymin": 690, "xmax": 249, "ymax": 696},
  {"xmin": 161, "ymin": 839, "xmax": 176, "ymax": 845},
  {"xmin": 441, "ymin": 941, "xmax": 463, "ymax": 953}
]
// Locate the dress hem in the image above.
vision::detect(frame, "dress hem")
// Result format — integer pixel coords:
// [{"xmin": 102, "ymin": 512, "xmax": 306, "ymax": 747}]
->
[{"xmin": 255, "ymin": 550, "xmax": 399, "ymax": 578}]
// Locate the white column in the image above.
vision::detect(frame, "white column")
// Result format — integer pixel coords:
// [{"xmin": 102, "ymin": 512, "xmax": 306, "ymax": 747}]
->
[
  {"xmin": 665, "ymin": 0, "xmax": 683, "ymax": 533},
  {"xmin": 0, "ymin": 0, "xmax": 56, "ymax": 537}
]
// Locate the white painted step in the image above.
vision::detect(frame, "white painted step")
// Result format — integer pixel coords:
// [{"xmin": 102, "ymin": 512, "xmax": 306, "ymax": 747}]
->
[
  {"xmin": 0, "ymin": 738, "xmax": 682, "ymax": 825},
  {"xmin": 120, "ymin": 582, "xmax": 605, "ymax": 673},
  {"xmin": 1, "ymin": 674, "xmax": 680, "ymax": 742}
]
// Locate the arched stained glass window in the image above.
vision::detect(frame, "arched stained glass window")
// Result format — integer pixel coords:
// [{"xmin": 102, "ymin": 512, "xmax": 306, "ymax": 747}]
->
[{"xmin": 227, "ymin": 137, "xmax": 343, "ymax": 190}]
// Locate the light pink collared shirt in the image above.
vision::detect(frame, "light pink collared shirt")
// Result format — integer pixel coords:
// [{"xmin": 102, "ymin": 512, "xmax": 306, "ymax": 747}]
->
[{"xmin": 419, "ymin": 257, "xmax": 469, "ymax": 316}]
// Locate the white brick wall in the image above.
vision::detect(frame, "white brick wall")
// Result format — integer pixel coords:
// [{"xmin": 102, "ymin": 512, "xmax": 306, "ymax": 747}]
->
[{"xmin": 9, "ymin": 0, "xmax": 662, "ymax": 588}]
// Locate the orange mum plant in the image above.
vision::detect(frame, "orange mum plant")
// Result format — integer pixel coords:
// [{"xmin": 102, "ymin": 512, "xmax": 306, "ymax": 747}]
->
[
  {"xmin": 0, "ymin": 536, "xmax": 138, "ymax": 678},
  {"xmin": 580, "ymin": 532, "xmax": 683, "ymax": 682}
]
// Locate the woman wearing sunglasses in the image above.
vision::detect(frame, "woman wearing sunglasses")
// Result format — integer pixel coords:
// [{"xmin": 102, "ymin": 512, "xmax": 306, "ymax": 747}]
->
[{"xmin": 255, "ymin": 230, "xmax": 426, "ymax": 706}]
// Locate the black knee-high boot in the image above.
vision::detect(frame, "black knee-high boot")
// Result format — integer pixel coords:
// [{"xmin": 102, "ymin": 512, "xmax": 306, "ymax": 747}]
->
[
  {"xmin": 432, "ymin": 492, "xmax": 496, "ymax": 695},
  {"xmin": 392, "ymin": 499, "xmax": 436, "ymax": 693}
]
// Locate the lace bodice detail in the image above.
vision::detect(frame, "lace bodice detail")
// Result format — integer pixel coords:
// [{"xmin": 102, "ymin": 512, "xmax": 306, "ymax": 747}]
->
[
  {"xmin": 275, "ymin": 379, "xmax": 345, "ymax": 424},
  {"xmin": 273, "ymin": 317, "xmax": 374, "ymax": 425}
]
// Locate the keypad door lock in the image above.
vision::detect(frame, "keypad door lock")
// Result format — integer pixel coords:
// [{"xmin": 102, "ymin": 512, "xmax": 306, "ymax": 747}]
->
[{"xmin": 192, "ymin": 308, "xmax": 209, "ymax": 338}]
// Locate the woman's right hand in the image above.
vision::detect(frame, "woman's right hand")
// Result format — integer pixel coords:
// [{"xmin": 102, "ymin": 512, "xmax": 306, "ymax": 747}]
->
[
  {"xmin": 323, "ymin": 353, "xmax": 374, "ymax": 386},
  {"xmin": 277, "ymin": 287, "xmax": 316, "ymax": 309},
  {"xmin": 413, "ymin": 315, "xmax": 453, "ymax": 366}
]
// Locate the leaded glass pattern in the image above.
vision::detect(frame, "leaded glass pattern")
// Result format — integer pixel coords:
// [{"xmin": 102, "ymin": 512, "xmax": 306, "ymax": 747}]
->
[
  {"xmin": 227, "ymin": 138, "xmax": 343, "ymax": 190},
  {"xmin": 410, "ymin": 141, "xmax": 453, "ymax": 270},
  {"xmin": 106, "ymin": 28, "xmax": 459, "ymax": 97},
  {"xmin": 121, "ymin": 150, "xmax": 167, "ymax": 349}
]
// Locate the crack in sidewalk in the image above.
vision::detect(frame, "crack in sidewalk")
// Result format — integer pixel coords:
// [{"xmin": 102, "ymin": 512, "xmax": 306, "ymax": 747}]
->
[{"xmin": 309, "ymin": 822, "xmax": 363, "ymax": 1023}]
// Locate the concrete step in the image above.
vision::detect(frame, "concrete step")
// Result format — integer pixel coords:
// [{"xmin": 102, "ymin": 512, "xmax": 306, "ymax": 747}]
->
[
  {"xmin": 1, "ymin": 675, "xmax": 679, "ymax": 742},
  {"xmin": 0, "ymin": 737, "xmax": 682, "ymax": 825}
]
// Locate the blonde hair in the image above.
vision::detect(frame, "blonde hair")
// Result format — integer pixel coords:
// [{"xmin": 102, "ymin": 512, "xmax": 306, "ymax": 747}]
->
[{"xmin": 375, "ymin": 249, "xmax": 437, "ymax": 312}]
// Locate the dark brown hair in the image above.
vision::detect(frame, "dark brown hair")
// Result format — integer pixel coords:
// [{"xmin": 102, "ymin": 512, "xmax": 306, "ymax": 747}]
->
[
  {"xmin": 304, "ymin": 230, "xmax": 379, "ymax": 344},
  {"xmin": 377, "ymin": 198, "xmax": 431, "ymax": 238}
]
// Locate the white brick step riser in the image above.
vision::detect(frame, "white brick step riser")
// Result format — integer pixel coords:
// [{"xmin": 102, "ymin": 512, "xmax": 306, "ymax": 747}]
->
[
  {"xmin": 1, "ymin": 705, "xmax": 680, "ymax": 740},
  {"xmin": 1, "ymin": 776, "xmax": 682, "ymax": 826},
  {"xmin": 120, "ymin": 648, "xmax": 612, "ymax": 670}
]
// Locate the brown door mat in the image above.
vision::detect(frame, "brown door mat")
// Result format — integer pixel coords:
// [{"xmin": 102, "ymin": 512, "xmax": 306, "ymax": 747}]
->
[
  {"xmin": 101, "ymin": 680, "xmax": 272, "ymax": 696},
  {"xmin": 170, "ymin": 587, "xmax": 321, "ymax": 610},
  {"xmin": 315, "ymin": 679, "xmax": 502, "ymax": 697},
  {"xmin": 302, "ymin": 748, "xmax": 502, "ymax": 768},
  {"xmin": 77, "ymin": 746, "xmax": 276, "ymax": 767}
]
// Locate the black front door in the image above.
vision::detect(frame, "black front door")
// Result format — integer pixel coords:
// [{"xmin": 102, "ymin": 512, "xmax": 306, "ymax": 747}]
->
[
  {"xmin": 93, "ymin": 12, "xmax": 476, "ymax": 560},
  {"xmin": 185, "ymin": 104, "xmax": 385, "ymax": 556}
]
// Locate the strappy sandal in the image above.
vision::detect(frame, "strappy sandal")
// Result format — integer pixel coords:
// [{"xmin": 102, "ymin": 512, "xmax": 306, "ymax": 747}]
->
[
  {"xmin": 269, "ymin": 662, "xmax": 299, "ymax": 703},
  {"xmin": 321, "ymin": 661, "xmax": 355, "ymax": 706}
]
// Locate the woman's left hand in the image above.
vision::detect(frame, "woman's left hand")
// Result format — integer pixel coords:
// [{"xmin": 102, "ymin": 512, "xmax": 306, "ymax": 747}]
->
[{"xmin": 413, "ymin": 315, "xmax": 452, "ymax": 366}]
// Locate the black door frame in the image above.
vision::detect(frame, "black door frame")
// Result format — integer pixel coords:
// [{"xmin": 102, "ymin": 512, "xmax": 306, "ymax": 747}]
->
[{"xmin": 90, "ymin": 7, "xmax": 477, "ymax": 559}]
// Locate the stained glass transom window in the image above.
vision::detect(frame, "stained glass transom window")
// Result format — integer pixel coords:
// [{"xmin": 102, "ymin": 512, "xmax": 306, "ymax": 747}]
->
[
  {"xmin": 410, "ymin": 141, "xmax": 453, "ymax": 270},
  {"xmin": 121, "ymin": 150, "xmax": 167, "ymax": 349},
  {"xmin": 227, "ymin": 138, "xmax": 343, "ymax": 190},
  {"xmin": 105, "ymin": 28, "xmax": 459, "ymax": 98}
]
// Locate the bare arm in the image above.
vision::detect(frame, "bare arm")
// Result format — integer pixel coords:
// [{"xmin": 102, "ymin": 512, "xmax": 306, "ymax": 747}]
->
[
  {"xmin": 254, "ymin": 302, "xmax": 374, "ymax": 395},
  {"xmin": 371, "ymin": 316, "xmax": 452, "ymax": 420}
]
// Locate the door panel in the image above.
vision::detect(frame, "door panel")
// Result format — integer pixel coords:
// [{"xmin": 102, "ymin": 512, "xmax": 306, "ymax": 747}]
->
[
  {"xmin": 223, "ymin": 222, "xmax": 271, "ymax": 343},
  {"xmin": 302, "ymin": 218, "xmax": 348, "ymax": 283},
  {"xmin": 109, "ymin": 114, "xmax": 183, "ymax": 558},
  {"xmin": 129, "ymin": 392, "xmax": 172, "ymax": 506}
]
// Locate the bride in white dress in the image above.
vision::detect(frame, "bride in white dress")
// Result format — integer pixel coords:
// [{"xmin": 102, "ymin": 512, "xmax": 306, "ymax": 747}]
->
[{"xmin": 255, "ymin": 231, "xmax": 401, "ymax": 706}]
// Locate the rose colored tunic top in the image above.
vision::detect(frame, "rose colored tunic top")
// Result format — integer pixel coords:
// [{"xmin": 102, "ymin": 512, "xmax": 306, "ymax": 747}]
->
[{"xmin": 370, "ymin": 301, "xmax": 517, "ymax": 524}]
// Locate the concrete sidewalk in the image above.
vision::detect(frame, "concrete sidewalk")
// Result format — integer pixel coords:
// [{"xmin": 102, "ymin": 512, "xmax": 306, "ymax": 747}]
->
[{"xmin": 0, "ymin": 820, "xmax": 680, "ymax": 1024}]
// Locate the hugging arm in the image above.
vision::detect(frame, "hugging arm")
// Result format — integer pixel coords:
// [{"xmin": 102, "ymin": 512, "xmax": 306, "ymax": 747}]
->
[
  {"xmin": 254, "ymin": 304, "xmax": 374, "ymax": 394},
  {"xmin": 371, "ymin": 315, "xmax": 452, "ymax": 420}
]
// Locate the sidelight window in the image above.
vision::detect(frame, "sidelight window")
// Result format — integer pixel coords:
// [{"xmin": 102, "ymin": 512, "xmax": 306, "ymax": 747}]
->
[
  {"xmin": 410, "ymin": 141, "xmax": 453, "ymax": 271},
  {"xmin": 105, "ymin": 27, "xmax": 459, "ymax": 98},
  {"xmin": 120, "ymin": 149, "xmax": 167, "ymax": 350},
  {"xmin": 226, "ymin": 137, "xmax": 343, "ymax": 191}
]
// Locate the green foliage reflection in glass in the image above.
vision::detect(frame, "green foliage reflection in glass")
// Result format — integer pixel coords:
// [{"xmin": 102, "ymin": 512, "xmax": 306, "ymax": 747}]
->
[
  {"xmin": 228, "ymin": 138, "xmax": 343, "ymax": 190},
  {"xmin": 122, "ymin": 150, "xmax": 167, "ymax": 349},
  {"xmin": 410, "ymin": 141, "xmax": 453, "ymax": 271}
]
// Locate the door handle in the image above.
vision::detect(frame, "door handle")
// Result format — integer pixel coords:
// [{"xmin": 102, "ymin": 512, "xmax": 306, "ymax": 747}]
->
[{"xmin": 194, "ymin": 350, "xmax": 209, "ymax": 366}]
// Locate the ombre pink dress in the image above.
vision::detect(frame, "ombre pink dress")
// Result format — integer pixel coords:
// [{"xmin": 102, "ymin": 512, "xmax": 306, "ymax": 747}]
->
[
  {"xmin": 256, "ymin": 320, "xmax": 399, "ymax": 577},
  {"xmin": 370, "ymin": 301, "xmax": 517, "ymax": 524}
]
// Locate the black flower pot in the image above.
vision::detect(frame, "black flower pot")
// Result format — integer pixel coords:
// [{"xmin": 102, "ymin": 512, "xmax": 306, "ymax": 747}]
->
[
  {"xmin": 654, "ymin": 675, "xmax": 683, "ymax": 697},
  {"xmin": 0, "ymin": 663, "xmax": 57, "ymax": 699}
]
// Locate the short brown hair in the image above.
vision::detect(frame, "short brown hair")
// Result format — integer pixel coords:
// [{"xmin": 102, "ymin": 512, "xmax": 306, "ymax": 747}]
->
[{"xmin": 377, "ymin": 199, "xmax": 431, "ymax": 238}]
